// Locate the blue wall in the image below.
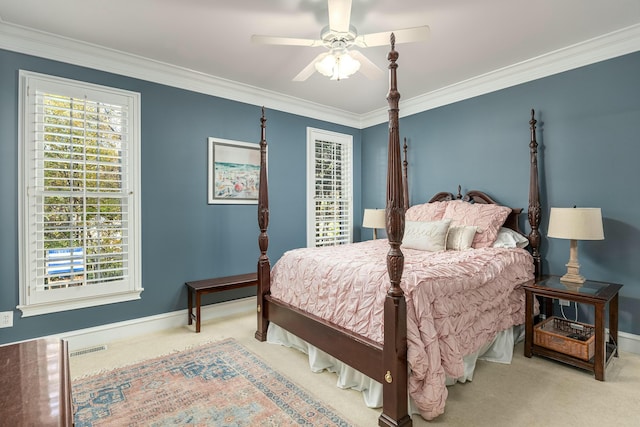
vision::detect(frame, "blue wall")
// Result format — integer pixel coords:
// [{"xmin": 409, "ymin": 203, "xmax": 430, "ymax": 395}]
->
[
  {"xmin": 2, "ymin": 46, "xmax": 639, "ymax": 343},
  {"xmin": 0, "ymin": 49, "xmax": 361, "ymax": 344},
  {"xmin": 363, "ymin": 51, "xmax": 640, "ymax": 335}
]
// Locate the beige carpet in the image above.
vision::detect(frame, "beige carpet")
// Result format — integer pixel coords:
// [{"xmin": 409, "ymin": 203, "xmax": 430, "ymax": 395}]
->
[{"xmin": 70, "ymin": 310, "xmax": 640, "ymax": 426}]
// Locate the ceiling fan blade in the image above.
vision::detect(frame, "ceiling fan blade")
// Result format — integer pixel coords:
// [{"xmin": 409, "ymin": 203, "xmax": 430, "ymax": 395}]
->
[
  {"xmin": 354, "ymin": 25, "xmax": 430, "ymax": 48},
  {"xmin": 349, "ymin": 51, "xmax": 384, "ymax": 80},
  {"xmin": 251, "ymin": 34, "xmax": 323, "ymax": 47},
  {"xmin": 293, "ymin": 52, "xmax": 330, "ymax": 81},
  {"xmin": 328, "ymin": 0, "xmax": 352, "ymax": 33}
]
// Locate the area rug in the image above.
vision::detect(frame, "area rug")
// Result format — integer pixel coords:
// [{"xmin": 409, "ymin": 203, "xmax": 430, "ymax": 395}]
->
[{"xmin": 72, "ymin": 338, "xmax": 352, "ymax": 426}]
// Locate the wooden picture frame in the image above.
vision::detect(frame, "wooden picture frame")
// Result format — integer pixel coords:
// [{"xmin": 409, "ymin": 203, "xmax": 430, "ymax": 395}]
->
[{"xmin": 208, "ymin": 137, "xmax": 261, "ymax": 204}]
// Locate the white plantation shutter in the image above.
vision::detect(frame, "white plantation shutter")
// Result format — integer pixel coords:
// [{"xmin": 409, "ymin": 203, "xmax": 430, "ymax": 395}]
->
[
  {"xmin": 19, "ymin": 71, "xmax": 142, "ymax": 316},
  {"xmin": 307, "ymin": 128, "xmax": 353, "ymax": 247}
]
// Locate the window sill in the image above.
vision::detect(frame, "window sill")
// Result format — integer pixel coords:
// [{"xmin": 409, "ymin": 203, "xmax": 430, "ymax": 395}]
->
[{"xmin": 17, "ymin": 289, "xmax": 144, "ymax": 317}]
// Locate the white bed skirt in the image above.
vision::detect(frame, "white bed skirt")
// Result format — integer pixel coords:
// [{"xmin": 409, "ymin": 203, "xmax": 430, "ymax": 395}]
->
[{"xmin": 267, "ymin": 322, "xmax": 525, "ymax": 412}]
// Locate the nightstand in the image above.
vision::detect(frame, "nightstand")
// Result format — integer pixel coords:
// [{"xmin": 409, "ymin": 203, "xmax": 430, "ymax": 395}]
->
[{"xmin": 523, "ymin": 275, "xmax": 622, "ymax": 381}]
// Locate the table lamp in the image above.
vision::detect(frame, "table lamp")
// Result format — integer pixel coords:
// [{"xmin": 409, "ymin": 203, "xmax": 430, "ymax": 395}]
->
[
  {"xmin": 547, "ymin": 207, "xmax": 604, "ymax": 285},
  {"xmin": 362, "ymin": 209, "xmax": 386, "ymax": 240}
]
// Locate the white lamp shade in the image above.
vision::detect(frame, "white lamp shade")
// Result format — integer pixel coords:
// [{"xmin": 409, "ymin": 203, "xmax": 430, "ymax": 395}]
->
[
  {"xmin": 362, "ymin": 209, "xmax": 386, "ymax": 229},
  {"xmin": 547, "ymin": 207, "xmax": 604, "ymax": 240}
]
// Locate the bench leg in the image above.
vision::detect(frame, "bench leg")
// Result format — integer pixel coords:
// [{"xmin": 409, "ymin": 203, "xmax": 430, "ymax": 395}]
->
[
  {"xmin": 187, "ymin": 288, "xmax": 193, "ymax": 326},
  {"xmin": 196, "ymin": 291, "xmax": 202, "ymax": 333}
]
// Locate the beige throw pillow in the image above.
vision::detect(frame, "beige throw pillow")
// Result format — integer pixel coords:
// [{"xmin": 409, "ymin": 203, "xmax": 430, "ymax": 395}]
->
[
  {"xmin": 446, "ymin": 225, "xmax": 477, "ymax": 250},
  {"xmin": 402, "ymin": 219, "xmax": 451, "ymax": 251}
]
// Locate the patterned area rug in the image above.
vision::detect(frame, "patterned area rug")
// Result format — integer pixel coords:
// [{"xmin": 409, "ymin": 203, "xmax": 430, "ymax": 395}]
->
[{"xmin": 72, "ymin": 338, "xmax": 351, "ymax": 426}]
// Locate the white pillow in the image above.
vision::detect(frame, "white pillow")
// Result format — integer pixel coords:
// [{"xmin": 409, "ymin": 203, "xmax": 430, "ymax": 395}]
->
[
  {"xmin": 402, "ymin": 219, "xmax": 451, "ymax": 251},
  {"xmin": 492, "ymin": 227, "xmax": 529, "ymax": 248},
  {"xmin": 446, "ymin": 225, "xmax": 477, "ymax": 251}
]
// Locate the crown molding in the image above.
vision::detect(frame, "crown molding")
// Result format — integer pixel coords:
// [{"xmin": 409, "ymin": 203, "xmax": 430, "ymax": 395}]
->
[
  {"xmin": 0, "ymin": 19, "xmax": 361, "ymax": 128},
  {"xmin": 360, "ymin": 23, "xmax": 640, "ymax": 128},
  {"xmin": 2, "ymin": 19, "xmax": 639, "ymax": 130}
]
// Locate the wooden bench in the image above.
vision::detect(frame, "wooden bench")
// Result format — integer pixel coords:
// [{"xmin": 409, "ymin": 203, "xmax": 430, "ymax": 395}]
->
[{"xmin": 185, "ymin": 272, "xmax": 257, "ymax": 333}]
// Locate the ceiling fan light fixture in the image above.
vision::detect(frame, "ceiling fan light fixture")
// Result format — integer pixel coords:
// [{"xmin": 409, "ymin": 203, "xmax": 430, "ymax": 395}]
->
[
  {"xmin": 252, "ymin": 0, "xmax": 429, "ymax": 82},
  {"xmin": 315, "ymin": 54, "xmax": 337, "ymax": 77},
  {"xmin": 315, "ymin": 50, "xmax": 360, "ymax": 81}
]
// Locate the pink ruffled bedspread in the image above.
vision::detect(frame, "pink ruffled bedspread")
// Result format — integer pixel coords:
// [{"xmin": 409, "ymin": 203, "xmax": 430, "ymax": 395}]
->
[{"xmin": 270, "ymin": 239, "xmax": 534, "ymax": 420}]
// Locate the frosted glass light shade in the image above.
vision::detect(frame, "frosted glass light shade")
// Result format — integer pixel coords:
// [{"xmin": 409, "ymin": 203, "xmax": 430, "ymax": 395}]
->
[
  {"xmin": 315, "ymin": 50, "xmax": 360, "ymax": 80},
  {"xmin": 315, "ymin": 54, "xmax": 336, "ymax": 77}
]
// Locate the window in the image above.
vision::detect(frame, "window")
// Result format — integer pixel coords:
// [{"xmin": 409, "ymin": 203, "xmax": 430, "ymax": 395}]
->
[
  {"xmin": 18, "ymin": 71, "xmax": 142, "ymax": 316},
  {"xmin": 306, "ymin": 128, "xmax": 353, "ymax": 247}
]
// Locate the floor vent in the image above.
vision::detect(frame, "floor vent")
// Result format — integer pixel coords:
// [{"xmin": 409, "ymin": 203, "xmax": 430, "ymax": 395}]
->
[{"xmin": 69, "ymin": 344, "xmax": 107, "ymax": 358}]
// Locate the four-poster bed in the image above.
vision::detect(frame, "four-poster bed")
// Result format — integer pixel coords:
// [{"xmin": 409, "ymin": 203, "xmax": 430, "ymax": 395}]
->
[{"xmin": 254, "ymin": 36, "xmax": 541, "ymax": 426}]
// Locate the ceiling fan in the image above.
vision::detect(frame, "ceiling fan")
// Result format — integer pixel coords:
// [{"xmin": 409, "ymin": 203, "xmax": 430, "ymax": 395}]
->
[{"xmin": 251, "ymin": 0, "xmax": 429, "ymax": 81}]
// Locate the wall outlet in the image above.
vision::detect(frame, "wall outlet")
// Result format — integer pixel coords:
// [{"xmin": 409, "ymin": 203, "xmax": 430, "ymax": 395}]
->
[
  {"xmin": 0, "ymin": 311, "xmax": 13, "ymax": 328},
  {"xmin": 558, "ymin": 299, "xmax": 570, "ymax": 307}
]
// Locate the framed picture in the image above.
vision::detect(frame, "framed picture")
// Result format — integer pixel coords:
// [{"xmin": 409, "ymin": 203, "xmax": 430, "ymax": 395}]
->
[{"xmin": 208, "ymin": 137, "xmax": 262, "ymax": 204}]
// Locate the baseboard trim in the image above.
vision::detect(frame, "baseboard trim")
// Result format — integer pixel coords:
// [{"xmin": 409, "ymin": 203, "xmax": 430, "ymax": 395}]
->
[
  {"xmin": 55, "ymin": 297, "xmax": 255, "ymax": 351},
  {"xmin": 40, "ymin": 297, "xmax": 640, "ymax": 356},
  {"xmin": 618, "ymin": 331, "xmax": 640, "ymax": 355}
]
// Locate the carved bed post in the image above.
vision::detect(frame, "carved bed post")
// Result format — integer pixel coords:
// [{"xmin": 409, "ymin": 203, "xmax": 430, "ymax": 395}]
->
[
  {"xmin": 527, "ymin": 109, "xmax": 542, "ymax": 278},
  {"xmin": 379, "ymin": 34, "xmax": 412, "ymax": 427},
  {"xmin": 402, "ymin": 138, "xmax": 409, "ymax": 211},
  {"xmin": 255, "ymin": 107, "xmax": 270, "ymax": 341}
]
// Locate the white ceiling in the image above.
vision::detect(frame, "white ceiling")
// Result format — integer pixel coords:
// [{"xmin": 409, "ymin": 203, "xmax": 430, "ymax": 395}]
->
[{"xmin": 1, "ymin": 0, "xmax": 640, "ymax": 123}]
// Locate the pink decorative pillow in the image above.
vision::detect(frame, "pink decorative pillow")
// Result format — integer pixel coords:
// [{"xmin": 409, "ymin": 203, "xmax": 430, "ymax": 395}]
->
[
  {"xmin": 443, "ymin": 201, "xmax": 512, "ymax": 248},
  {"xmin": 406, "ymin": 201, "xmax": 449, "ymax": 222}
]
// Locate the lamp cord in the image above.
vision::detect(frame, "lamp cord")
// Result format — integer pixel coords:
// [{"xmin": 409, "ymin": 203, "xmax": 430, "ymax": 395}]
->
[{"xmin": 560, "ymin": 301, "xmax": 578, "ymax": 322}]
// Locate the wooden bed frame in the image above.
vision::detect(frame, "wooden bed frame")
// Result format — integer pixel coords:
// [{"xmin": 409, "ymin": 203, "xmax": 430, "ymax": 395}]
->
[{"xmin": 254, "ymin": 36, "xmax": 542, "ymax": 427}]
